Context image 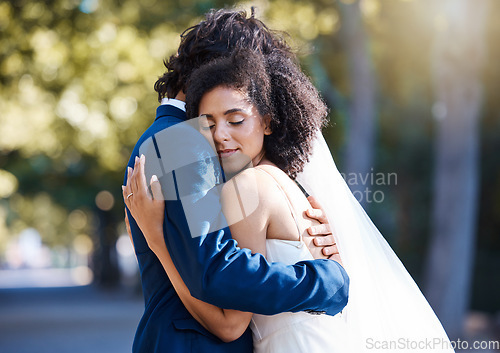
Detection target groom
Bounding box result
[124,9,349,353]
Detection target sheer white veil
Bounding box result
[296,132,455,352]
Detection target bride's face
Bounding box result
[198,86,271,175]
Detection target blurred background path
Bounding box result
[0,282,497,352]
[0,285,143,353]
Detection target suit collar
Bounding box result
[155,104,187,121]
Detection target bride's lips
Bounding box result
[217,149,238,158]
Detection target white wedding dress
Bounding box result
[250,238,350,353]
[249,166,351,353]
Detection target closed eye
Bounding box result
[229,120,244,125]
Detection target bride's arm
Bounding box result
[123,156,252,343]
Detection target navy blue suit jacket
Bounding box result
[125,105,349,353]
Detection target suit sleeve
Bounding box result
[140,122,349,316]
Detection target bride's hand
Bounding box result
[305,196,343,266]
[122,155,165,252]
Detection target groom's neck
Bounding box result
[175,91,186,102]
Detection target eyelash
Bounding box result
[202,120,244,130]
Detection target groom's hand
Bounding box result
[305,196,343,265]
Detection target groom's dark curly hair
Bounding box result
[185,49,328,179]
[155,8,292,100]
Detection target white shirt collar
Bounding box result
[160,98,186,112]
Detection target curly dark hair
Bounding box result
[154,8,292,101]
[185,50,328,179]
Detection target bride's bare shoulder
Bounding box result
[252,164,295,189]
[221,167,278,200]
[220,166,283,217]
[218,168,276,232]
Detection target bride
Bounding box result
[123,49,455,352]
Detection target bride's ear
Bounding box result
[264,115,272,135]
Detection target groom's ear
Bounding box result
[263,115,272,135]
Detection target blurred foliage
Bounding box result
[0,0,200,252]
[0,0,499,309]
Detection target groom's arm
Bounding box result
[137,123,349,316]
[163,207,349,316]
[163,208,349,316]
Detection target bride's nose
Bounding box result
[213,125,230,143]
